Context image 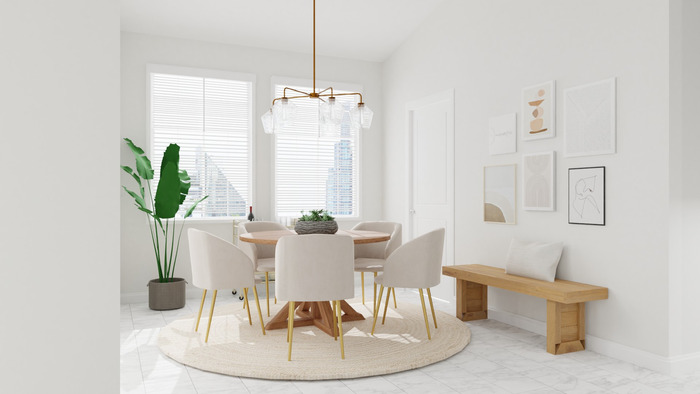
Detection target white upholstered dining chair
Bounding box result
[371,228,445,340]
[275,234,355,361]
[352,222,402,308]
[238,221,288,316]
[188,228,265,342]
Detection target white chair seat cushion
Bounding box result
[374,273,400,288]
[374,273,385,285]
[505,239,564,282]
[354,258,385,272]
[256,258,275,272]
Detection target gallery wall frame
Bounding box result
[484,164,517,224]
[522,80,555,141]
[564,78,616,157]
[489,113,517,155]
[568,166,605,226]
[522,151,555,211]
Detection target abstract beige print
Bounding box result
[522,81,555,141]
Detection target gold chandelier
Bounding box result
[260,0,373,134]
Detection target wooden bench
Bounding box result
[442,264,608,355]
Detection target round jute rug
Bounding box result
[158,298,470,380]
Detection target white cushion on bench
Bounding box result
[505,239,563,282]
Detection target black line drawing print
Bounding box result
[572,175,600,218]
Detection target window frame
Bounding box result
[146,64,256,222]
[269,76,363,221]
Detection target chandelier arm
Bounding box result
[320,92,364,103]
[317,87,333,96]
[272,94,311,105]
[283,87,311,97]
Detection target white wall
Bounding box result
[679,0,700,357]
[382,0,671,358]
[669,0,700,358]
[121,32,383,300]
[0,0,120,392]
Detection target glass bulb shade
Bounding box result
[315,99,339,137]
[272,97,296,128]
[261,109,274,134]
[359,104,373,129]
[327,97,345,123]
[319,98,342,136]
[351,103,374,130]
[320,112,341,137]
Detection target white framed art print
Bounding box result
[564,78,616,157]
[488,113,517,155]
[522,151,555,211]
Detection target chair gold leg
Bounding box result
[265,272,271,317]
[337,300,345,359]
[371,285,385,335]
[361,273,365,304]
[373,272,378,311]
[332,300,338,340]
[426,288,438,329]
[381,287,391,324]
[195,289,207,332]
[287,301,295,361]
[275,296,277,304]
[392,287,397,308]
[287,300,293,345]
[418,288,431,340]
[244,288,252,325]
[252,287,265,335]
[373,284,383,317]
[205,290,218,343]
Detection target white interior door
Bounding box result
[406,90,455,303]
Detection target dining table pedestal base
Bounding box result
[265,301,365,337]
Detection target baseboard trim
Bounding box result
[121,284,223,305]
[487,308,700,376]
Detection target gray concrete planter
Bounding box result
[148,278,186,310]
[294,220,338,234]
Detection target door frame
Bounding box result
[405,89,455,299]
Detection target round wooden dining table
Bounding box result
[238,229,390,337]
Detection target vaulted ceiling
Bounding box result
[121,0,448,62]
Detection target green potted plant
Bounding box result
[294,209,338,234]
[121,138,208,310]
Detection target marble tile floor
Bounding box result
[121,288,700,394]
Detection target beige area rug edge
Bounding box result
[158,298,471,381]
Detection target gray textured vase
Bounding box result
[148,278,186,310]
[294,220,339,234]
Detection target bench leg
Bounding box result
[456,279,488,321]
[547,300,586,355]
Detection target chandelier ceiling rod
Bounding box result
[313,0,316,94]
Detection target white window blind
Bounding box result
[150,67,253,218]
[274,83,360,218]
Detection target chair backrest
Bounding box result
[188,228,255,290]
[238,221,288,261]
[384,228,445,288]
[275,235,354,302]
[352,221,402,259]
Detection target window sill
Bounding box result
[150,217,246,225]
